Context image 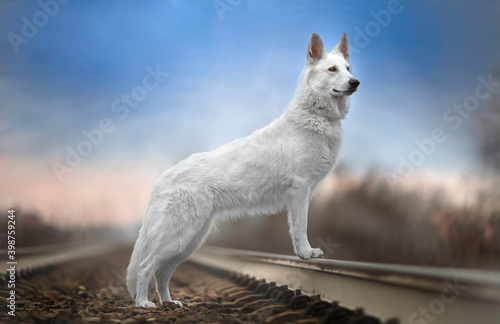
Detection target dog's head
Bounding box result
[306,33,359,97]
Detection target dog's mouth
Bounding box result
[333,89,357,95]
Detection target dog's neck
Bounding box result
[283,83,349,135]
[297,88,350,119]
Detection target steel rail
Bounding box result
[0,241,89,257]
[189,246,500,324]
[1,241,125,279]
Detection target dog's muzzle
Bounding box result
[349,78,360,90]
[333,78,360,95]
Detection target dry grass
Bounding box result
[207,171,500,269]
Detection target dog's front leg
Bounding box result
[284,178,324,260]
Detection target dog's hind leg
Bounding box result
[135,252,165,308]
[134,241,188,307]
[154,259,181,306]
[154,218,213,307]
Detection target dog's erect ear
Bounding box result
[332,33,350,62]
[307,33,327,63]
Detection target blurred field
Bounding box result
[207,170,500,269]
[0,209,127,254]
[2,170,499,269]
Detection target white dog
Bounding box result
[127,33,359,307]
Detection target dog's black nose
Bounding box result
[349,78,360,88]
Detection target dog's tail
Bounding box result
[126,230,147,300]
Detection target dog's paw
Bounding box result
[172,300,183,307]
[136,300,156,308]
[160,300,183,308]
[297,248,324,260]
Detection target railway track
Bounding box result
[1,243,499,323]
[0,241,124,278]
[190,247,500,324]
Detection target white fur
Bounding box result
[126,33,359,308]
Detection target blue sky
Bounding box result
[1,0,500,179]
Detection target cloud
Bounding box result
[2,0,500,227]
[0,158,159,226]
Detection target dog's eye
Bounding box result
[347,66,351,72]
[328,66,337,72]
